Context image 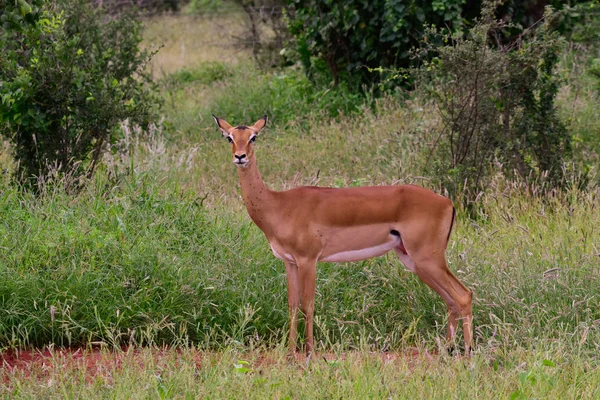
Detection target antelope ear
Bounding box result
[251,115,268,134]
[212,115,233,137]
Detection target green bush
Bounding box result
[416,3,572,204]
[286,0,466,89]
[0,0,160,187]
[285,0,596,91]
[0,0,45,28]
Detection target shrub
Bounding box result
[0,0,160,187]
[0,0,45,28]
[286,0,466,89]
[285,0,595,91]
[561,1,600,44]
[416,2,571,205]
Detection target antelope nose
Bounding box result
[234,153,246,161]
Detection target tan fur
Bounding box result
[213,115,473,356]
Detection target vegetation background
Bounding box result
[1,0,600,397]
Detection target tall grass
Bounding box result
[1,156,599,355]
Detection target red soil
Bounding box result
[1,346,433,381]
[2,347,127,380]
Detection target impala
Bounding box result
[213,115,473,356]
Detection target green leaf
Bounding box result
[17,0,32,16]
[509,389,523,400]
[542,359,556,367]
[234,360,250,373]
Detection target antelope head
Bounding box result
[212,115,268,168]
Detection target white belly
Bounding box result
[270,243,294,262]
[320,237,400,263]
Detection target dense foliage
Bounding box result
[417,5,572,203]
[287,0,466,88]
[285,0,596,89]
[0,0,45,28]
[0,0,159,186]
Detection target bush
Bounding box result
[0,0,45,28]
[562,1,600,44]
[416,2,571,204]
[285,0,595,91]
[0,0,160,187]
[286,0,466,89]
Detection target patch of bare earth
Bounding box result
[1,346,433,381]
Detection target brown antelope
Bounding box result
[213,115,473,356]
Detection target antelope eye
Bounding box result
[227,136,233,143]
[249,136,257,143]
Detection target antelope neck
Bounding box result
[237,158,274,228]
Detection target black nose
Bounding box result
[235,154,246,160]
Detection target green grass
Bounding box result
[160,61,365,139]
[2,346,600,398]
[558,44,600,164]
[1,166,599,354]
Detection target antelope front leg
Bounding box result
[298,259,317,356]
[285,261,300,355]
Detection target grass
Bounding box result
[1,10,600,398]
[1,170,598,353]
[2,346,600,398]
[142,12,250,78]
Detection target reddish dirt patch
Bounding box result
[1,346,436,382]
[1,347,125,381]
[1,346,210,383]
